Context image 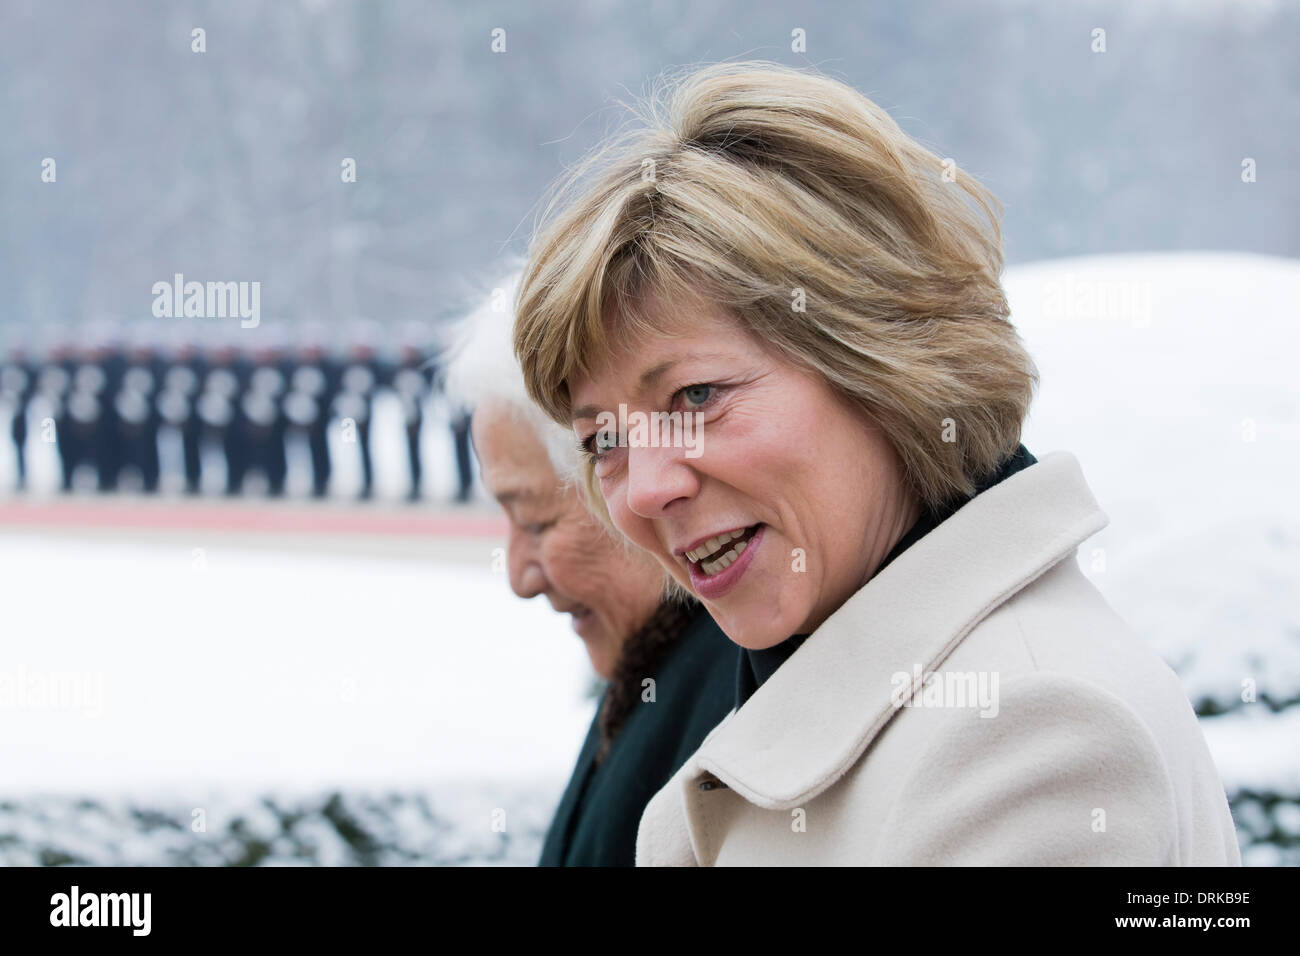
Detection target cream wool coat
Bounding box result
[635,452,1242,866]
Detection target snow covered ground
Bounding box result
[1008,253,1300,717]
[1007,252,1300,865]
[0,532,590,865]
[1,534,592,793]
[1,251,1297,865]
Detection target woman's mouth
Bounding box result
[684,524,764,599]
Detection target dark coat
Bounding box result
[538,604,736,866]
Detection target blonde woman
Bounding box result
[511,62,1241,865]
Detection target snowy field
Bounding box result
[0,533,592,865]
[1007,252,1300,865]
[1,251,1297,865]
[1008,259,1299,715]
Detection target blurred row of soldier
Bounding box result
[0,321,475,502]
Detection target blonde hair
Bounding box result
[513,60,1038,516]
[443,263,680,601]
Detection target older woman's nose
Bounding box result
[625,444,699,518]
[506,528,548,599]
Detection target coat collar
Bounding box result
[690,450,1109,809]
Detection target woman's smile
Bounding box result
[682,522,765,599]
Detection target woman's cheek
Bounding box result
[608,494,660,563]
[592,442,628,479]
[600,475,633,535]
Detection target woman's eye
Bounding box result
[582,430,621,459]
[680,384,715,408]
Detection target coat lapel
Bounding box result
[687,451,1108,810]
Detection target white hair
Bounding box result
[442,264,579,481]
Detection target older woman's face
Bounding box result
[569,299,920,650]
[472,401,664,680]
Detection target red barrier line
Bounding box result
[0,501,507,538]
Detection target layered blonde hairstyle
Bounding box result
[513,60,1037,517]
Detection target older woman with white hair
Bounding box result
[512,62,1241,865]
[445,271,736,867]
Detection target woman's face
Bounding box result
[569,297,920,650]
[473,401,664,680]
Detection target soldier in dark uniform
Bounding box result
[58,338,118,492]
[61,369,103,491]
[109,332,164,492]
[334,327,381,500]
[33,341,75,490]
[196,342,247,496]
[427,327,474,504]
[449,396,474,504]
[91,327,128,492]
[283,325,339,498]
[392,352,432,502]
[390,324,434,502]
[239,342,290,497]
[155,338,206,494]
[0,342,36,491]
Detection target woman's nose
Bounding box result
[624,443,699,518]
[506,530,547,598]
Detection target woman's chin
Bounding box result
[576,619,619,679]
[732,631,795,651]
[707,607,796,651]
[584,644,618,683]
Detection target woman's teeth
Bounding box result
[687,527,755,576]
